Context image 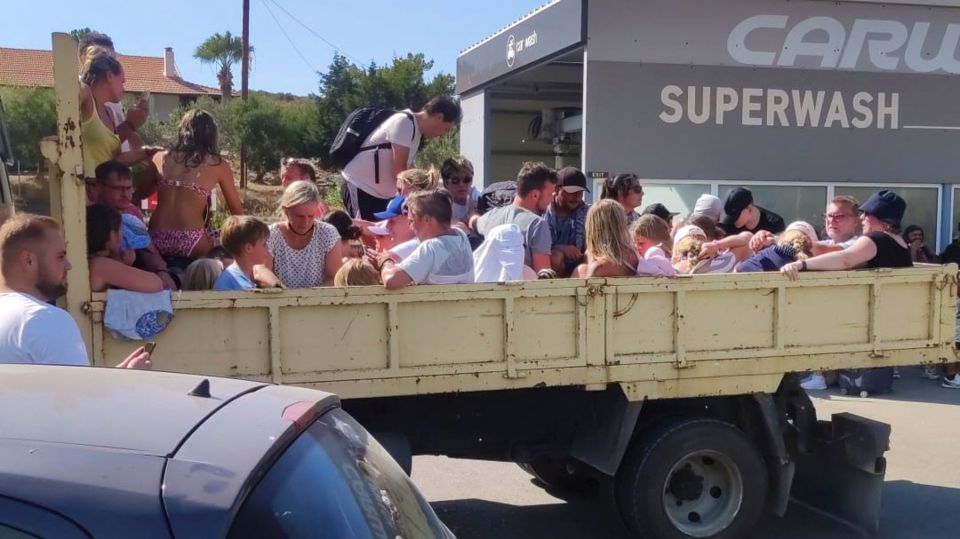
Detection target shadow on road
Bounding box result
[431,480,960,539]
[808,367,960,406]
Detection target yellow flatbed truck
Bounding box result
[34,32,958,539]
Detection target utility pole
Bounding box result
[240,0,250,188]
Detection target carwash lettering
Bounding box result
[728,14,960,74]
[659,86,899,129]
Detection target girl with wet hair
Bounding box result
[148,109,244,259]
[576,199,640,278]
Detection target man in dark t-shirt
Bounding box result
[720,187,786,236]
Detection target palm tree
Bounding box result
[194,31,251,100]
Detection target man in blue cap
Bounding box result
[721,187,785,237]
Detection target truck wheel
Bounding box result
[615,418,767,539]
[518,456,589,491]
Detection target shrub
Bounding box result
[0,87,57,170]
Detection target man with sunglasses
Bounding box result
[440,156,479,227]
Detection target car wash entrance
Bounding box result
[457,0,960,250]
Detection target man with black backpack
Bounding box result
[333,97,461,220]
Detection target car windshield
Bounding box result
[227,408,449,539]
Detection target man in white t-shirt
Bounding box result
[341,96,461,220]
[0,215,150,368]
[380,191,474,288]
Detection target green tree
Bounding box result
[194,31,251,100]
[0,87,57,170]
[313,53,456,166]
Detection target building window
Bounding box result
[834,186,940,246]
[638,183,712,217]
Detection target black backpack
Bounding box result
[477,181,517,214]
[328,108,414,173]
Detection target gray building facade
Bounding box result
[457,0,960,249]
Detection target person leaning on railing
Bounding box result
[79,47,160,188]
[781,190,912,280]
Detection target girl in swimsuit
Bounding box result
[576,199,640,278]
[149,110,244,259]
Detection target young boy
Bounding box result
[214,216,277,290]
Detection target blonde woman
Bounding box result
[334,258,383,286]
[79,47,159,179]
[736,222,817,273]
[268,181,343,287]
[396,168,439,196]
[575,199,639,278]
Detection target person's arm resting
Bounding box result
[804,235,877,271]
[381,259,414,289]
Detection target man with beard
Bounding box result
[0,215,150,367]
[473,162,559,272]
[545,167,590,276]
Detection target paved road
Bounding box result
[412,368,960,539]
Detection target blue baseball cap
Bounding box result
[373,195,407,220]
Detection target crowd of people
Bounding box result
[0,32,957,386]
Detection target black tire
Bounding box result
[615,418,768,539]
[518,456,590,491]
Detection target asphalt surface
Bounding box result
[412,368,960,539]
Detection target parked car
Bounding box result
[0,365,453,539]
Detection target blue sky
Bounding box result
[6,0,547,95]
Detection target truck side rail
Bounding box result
[85,266,957,401]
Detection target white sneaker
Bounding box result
[942,374,960,389]
[801,372,828,390]
[921,366,941,380]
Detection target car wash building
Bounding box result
[457,0,960,250]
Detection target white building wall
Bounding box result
[459,91,490,188]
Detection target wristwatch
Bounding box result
[800,260,808,271]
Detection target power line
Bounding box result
[268,0,365,65]
[259,0,320,74]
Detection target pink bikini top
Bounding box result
[157,177,212,199]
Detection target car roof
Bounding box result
[0,364,266,456]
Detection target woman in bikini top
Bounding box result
[148,110,244,259]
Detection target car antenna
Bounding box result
[188,379,211,398]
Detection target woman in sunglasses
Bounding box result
[440,156,480,227]
[601,173,644,226]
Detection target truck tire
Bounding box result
[615,418,768,539]
[518,456,589,491]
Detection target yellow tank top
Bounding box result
[81,106,121,178]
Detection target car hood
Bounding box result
[0,365,265,455]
